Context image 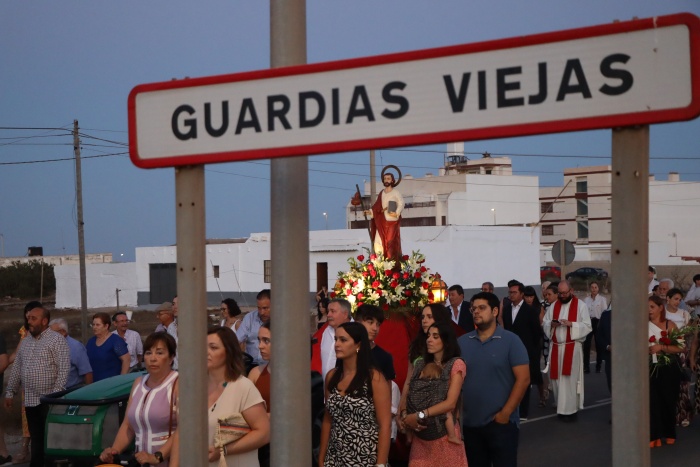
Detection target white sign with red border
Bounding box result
[128,13,700,168]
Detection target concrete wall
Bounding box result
[55,262,137,308]
[55,226,541,308]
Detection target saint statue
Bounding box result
[365,165,404,262]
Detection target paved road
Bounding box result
[520,369,699,467]
[8,369,698,466]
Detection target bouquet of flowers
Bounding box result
[330,250,436,314]
[649,324,698,376]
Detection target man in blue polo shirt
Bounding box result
[458,292,530,467]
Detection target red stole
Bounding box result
[550,296,579,380]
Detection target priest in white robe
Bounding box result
[543,280,592,418]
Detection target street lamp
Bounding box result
[323,212,328,230]
[491,208,496,225]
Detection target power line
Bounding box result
[0,151,128,165]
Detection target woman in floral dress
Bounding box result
[319,322,391,466]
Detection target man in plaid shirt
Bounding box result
[4,302,69,467]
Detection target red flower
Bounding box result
[403,273,410,279]
[339,279,346,286]
[405,290,413,297]
[418,258,425,264]
[330,292,336,298]
[400,299,407,306]
[420,266,427,273]
[660,331,668,337]
[402,255,409,261]
[660,337,671,345]
[357,302,364,307]
[370,254,377,260]
[390,280,398,288]
[393,272,400,280]
[385,270,393,277]
[377,290,383,296]
[352,281,358,287]
[649,335,656,343]
[357,292,364,300]
[382,303,390,311]
[357,255,365,262]
[414,272,422,279]
[368,263,375,270]
[372,280,380,289]
[422,282,430,289]
[362,271,369,277]
[370,270,377,278]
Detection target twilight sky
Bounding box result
[1,1,699,261]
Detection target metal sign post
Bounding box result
[610,126,650,467]
[174,165,208,466]
[270,1,311,466]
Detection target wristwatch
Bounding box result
[417,410,427,421]
[154,451,164,463]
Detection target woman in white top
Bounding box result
[220,298,243,332]
[665,288,693,427]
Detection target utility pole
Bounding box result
[74,120,89,343]
[270,1,311,466]
[370,149,377,205]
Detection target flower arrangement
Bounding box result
[649,324,698,376]
[330,250,436,314]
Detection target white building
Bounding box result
[347,148,540,229]
[539,166,700,265]
[55,225,541,308]
[0,252,112,268]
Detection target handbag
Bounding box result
[406,358,461,441]
[214,413,251,467]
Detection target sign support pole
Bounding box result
[175,165,208,466]
[610,126,650,467]
[270,1,311,466]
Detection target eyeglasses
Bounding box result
[558,291,571,296]
[470,304,491,314]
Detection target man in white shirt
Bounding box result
[684,274,700,316]
[112,311,143,370]
[320,299,352,381]
[583,282,608,374]
[648,266,659,294]
[447,284,474,332]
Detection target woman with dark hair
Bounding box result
[220,298,243,332]
[648,295,684,447]
[100,332,179,466]
[205,326,269,466]
[316,298,329,330]
[86,312,130,381]
[524,286,548,407]
[319,322,391,466]
[397,303,452,432]
[403,321,467,466]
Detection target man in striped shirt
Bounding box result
[4,302,70,467]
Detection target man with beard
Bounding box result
[4,302,70,467]
[365,170,404,262]
[542,281,591,422]
[458,292,530,466]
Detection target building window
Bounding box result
[577,220,589,239]
[576,178,588,193]
[541,225,554,236]
[540,202,554,214]
[213,265,220,278]
[576,199,588,216]
[264,260,272,283]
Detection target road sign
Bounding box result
[128,13,700,168]
[552,239,575,266]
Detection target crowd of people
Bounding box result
[1,269,699,466]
